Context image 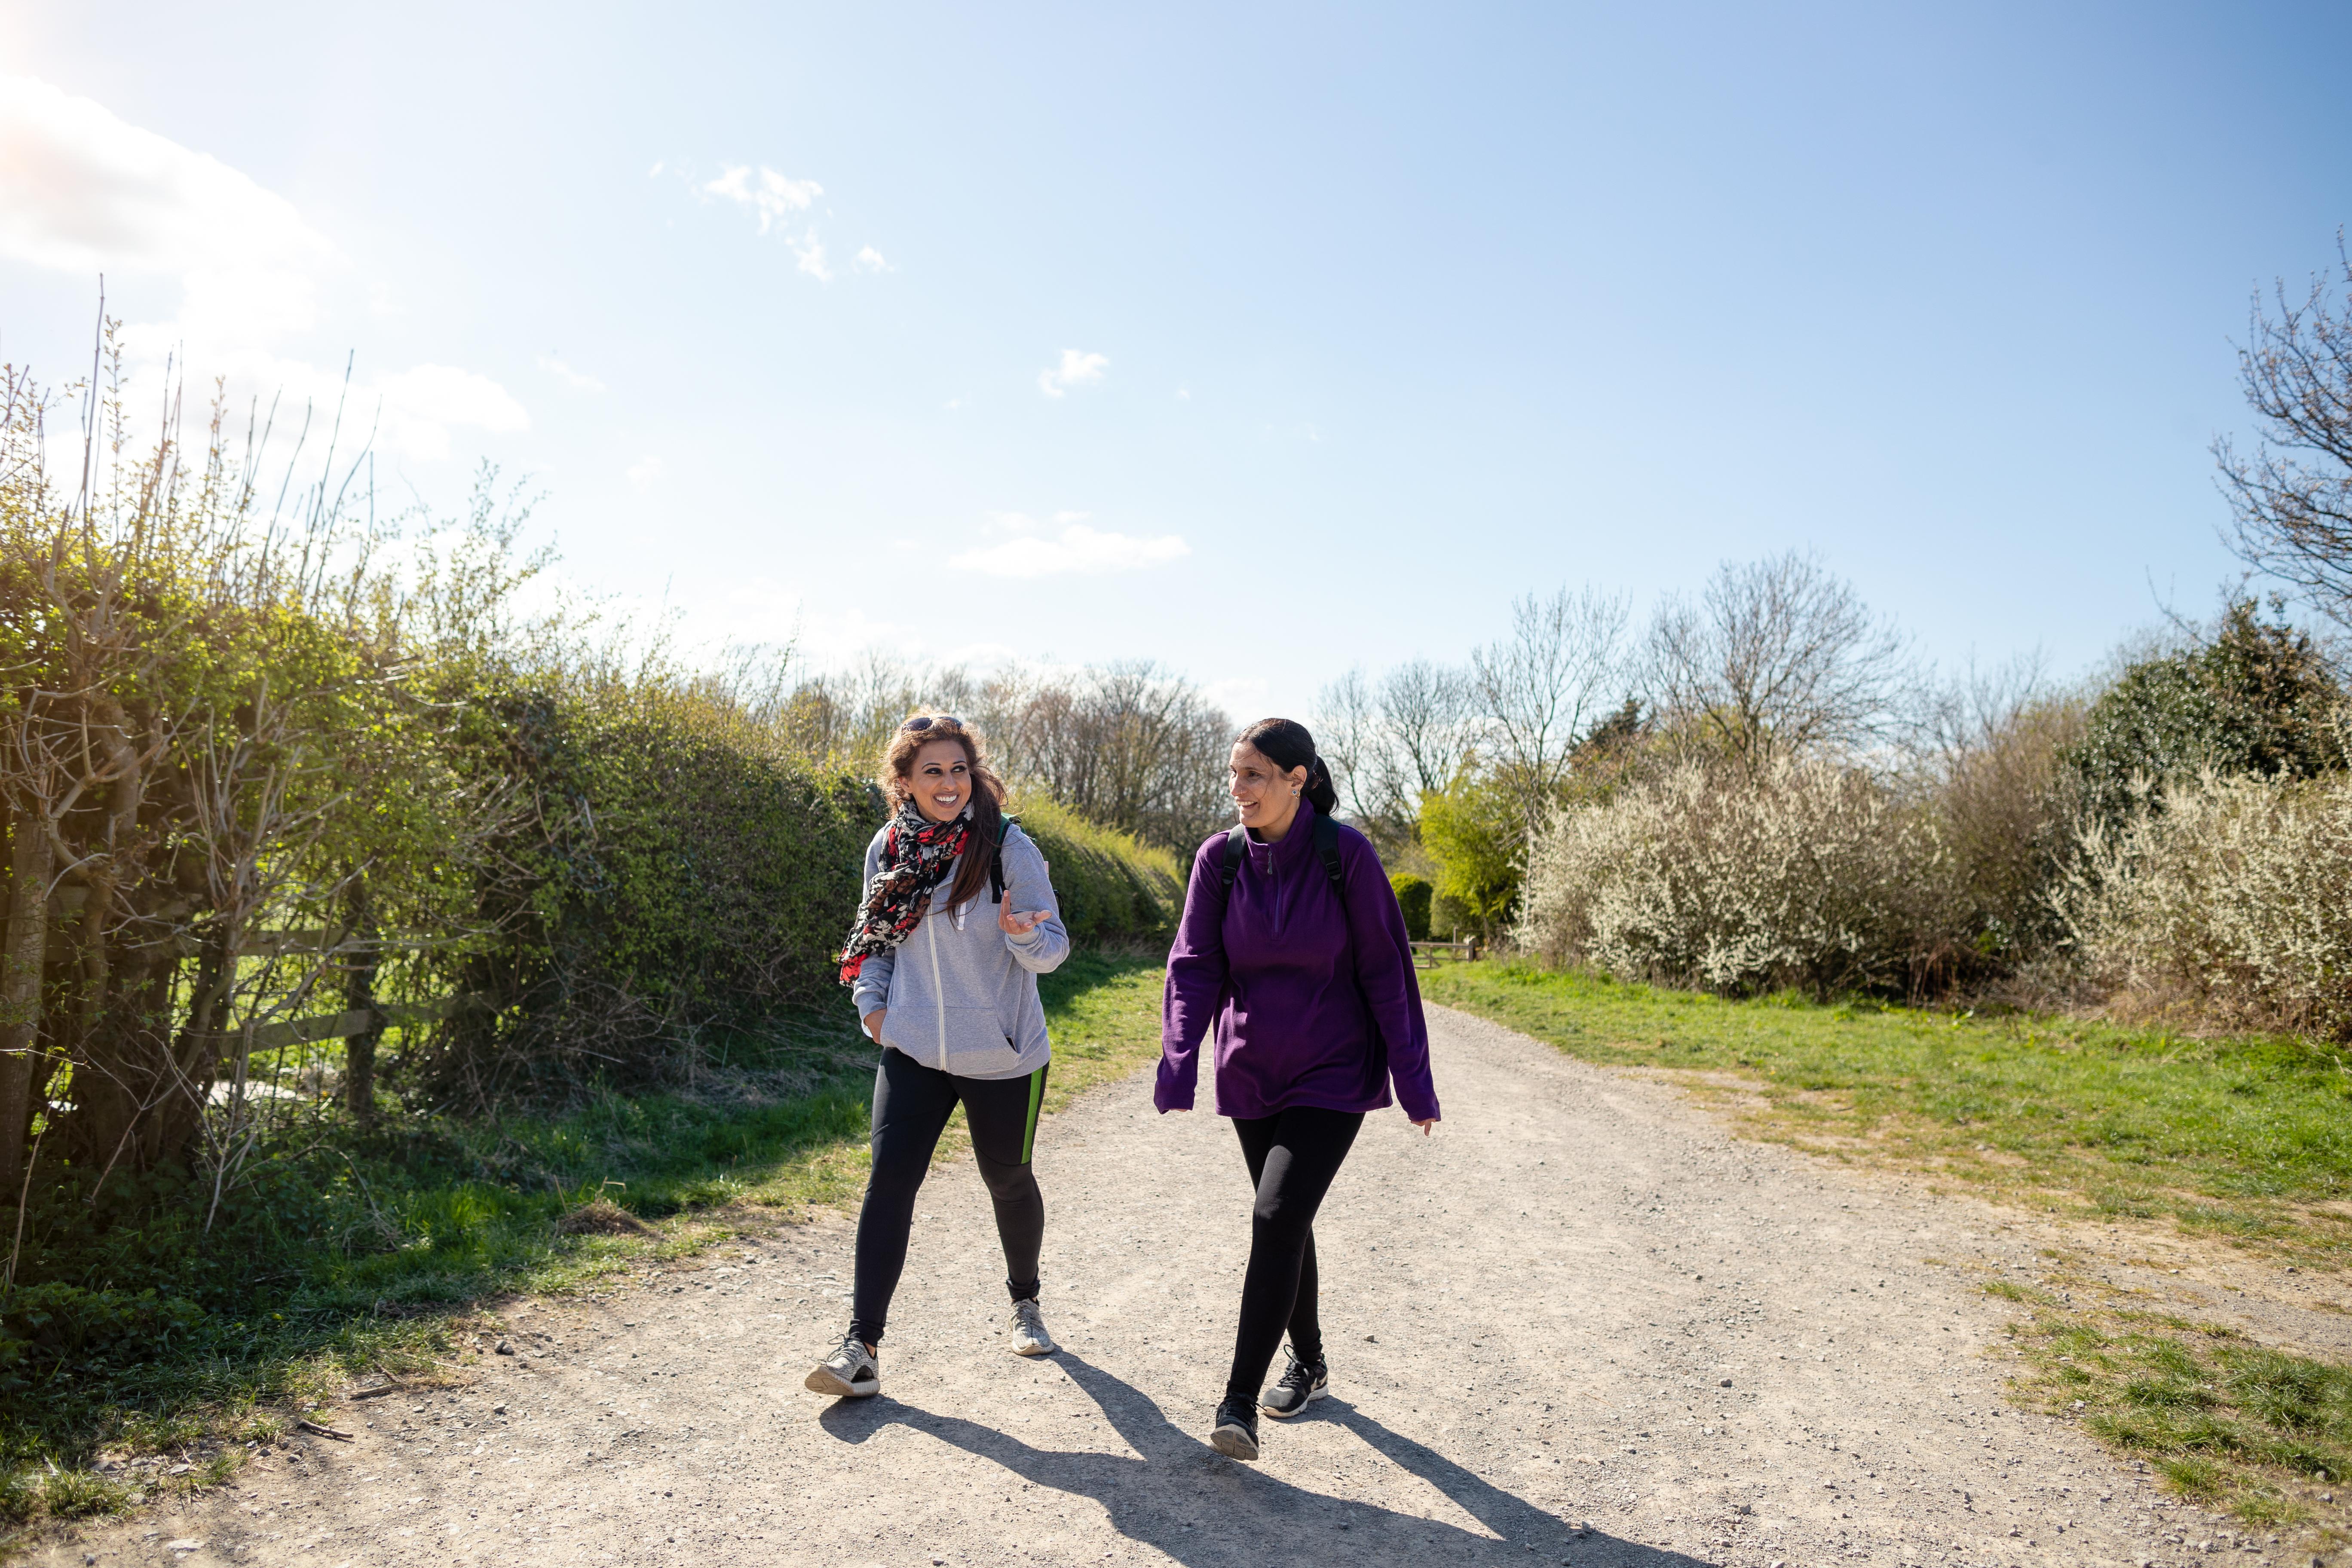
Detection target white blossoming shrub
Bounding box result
[1514,756,1956,996]
[2061,771,2352,1038]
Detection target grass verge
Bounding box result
[2,951,1166,1545]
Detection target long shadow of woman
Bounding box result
[818,1353,1709,1567]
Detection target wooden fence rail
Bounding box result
[1409,937,1482,968]
[240,994,490,1056]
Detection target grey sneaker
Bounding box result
[1007,1297,1056,1356]
[1260,1351,1329,1418]
[804,1331,879,1397]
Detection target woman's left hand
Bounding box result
[1412,1118,1438,1137]
[1000,905,1048,937]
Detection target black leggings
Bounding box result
[1225,1105,1365,1401]
[851,1047,1049,1348]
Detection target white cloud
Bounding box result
[537,352,605,392]
[952,520,1188,578]
[626,454,664,486]
[793,236,834,282]
[0,74,335,346]
[1176,385,1191,401]
[855,245,891,273]
[701,165,823,233]
[0,74,526,459]
[372,365,530,459]
[1038,349,1109,398]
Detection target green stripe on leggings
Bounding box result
[1020,1065,1047,1164]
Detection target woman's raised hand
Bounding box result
[999,904,1048,937]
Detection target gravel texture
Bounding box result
[41,1004,2306,1566]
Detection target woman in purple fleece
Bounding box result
[1157,717,1441,1461]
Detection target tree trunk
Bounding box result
[343,877,381,1125]
[0,805,53,1197]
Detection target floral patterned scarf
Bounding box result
[837,801,971,985]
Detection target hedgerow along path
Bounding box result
[35,1003,2284,1567]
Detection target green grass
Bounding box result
[0,951,1167,1542]
[2002,1289,2352,1530]
[1422,959,2352,1262]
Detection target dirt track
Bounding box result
[48,1005,2288,1566]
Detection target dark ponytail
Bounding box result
[1239,717,1340,818]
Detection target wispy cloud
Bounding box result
[702,165,822,233]
[537,352,605,392]
[953,513,1188,577]
[1038,349,1109,398]
[0,74,526,459]
[626,454,664,486]
[696,162,892,286]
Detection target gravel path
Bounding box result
[50,1005,2278,1567]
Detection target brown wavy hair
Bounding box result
[879,712,1008,910]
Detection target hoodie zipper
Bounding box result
[926,908,949,1070]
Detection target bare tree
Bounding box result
[1316,658,1479,848]
[1470,586,1630,837]
[1381,659,1477,806]
[1646,551,1914,767]
[2217,234,2352,627]
[1311,667,1378,821]
[775,652,984,772]
[986,661,1232,850]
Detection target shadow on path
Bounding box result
[819,1354,1709,1567]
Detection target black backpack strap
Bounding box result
[990,815,1017,903]
[1312,812,1345,895]
[1218,818,1342,900]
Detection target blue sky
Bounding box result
[4,2,2348,723]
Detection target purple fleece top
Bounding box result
[1156,800,1441,1122]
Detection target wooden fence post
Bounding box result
[342,878,384,1125]
[0,804,52,1197]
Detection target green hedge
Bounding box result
[413,680,880,1098]
[1011,796,1184,945]
[1390,873,1433,941]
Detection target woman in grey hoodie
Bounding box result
[804,713,1070,1400]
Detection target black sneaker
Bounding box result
[1209,1396,1260,1461]
[1260,1352,1329,1418]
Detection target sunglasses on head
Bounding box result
[900,715,964,733]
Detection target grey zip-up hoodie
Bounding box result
[848,818,1069,1080]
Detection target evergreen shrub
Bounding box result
[2067,600,2342,831]
[1390,873,1433,941]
